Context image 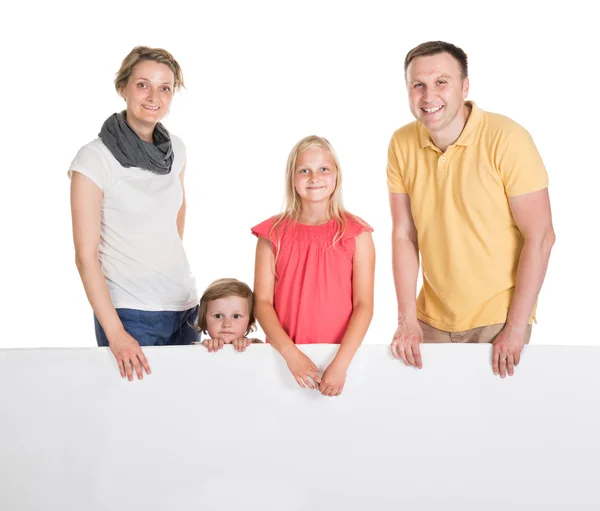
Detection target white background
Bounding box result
[1,0,598,348]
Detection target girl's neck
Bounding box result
[298,202,332,226]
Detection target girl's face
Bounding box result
[293,147,337,206]
[205,296,250,342]
[119,60,174,132]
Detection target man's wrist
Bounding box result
[504,320,527,336]
[397,310,418,325]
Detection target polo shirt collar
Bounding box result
[418,101,483,149]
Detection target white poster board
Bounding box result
[1,343,598,510]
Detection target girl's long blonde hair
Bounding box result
[270,135,348,249]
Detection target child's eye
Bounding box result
[299,168,309,173]
[320,167,329,172]
[233,314,243,319]
[214,314,223,319]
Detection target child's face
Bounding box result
[293,147,337,205]
[205,296,251,342]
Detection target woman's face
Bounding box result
[120,59,174,131]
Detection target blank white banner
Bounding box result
[0,343,598,511]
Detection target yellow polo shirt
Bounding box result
[387,102,549,331]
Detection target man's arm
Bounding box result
[492,187,556,377]
[389,192,423,368]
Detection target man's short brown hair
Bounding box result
[404,41,468,79]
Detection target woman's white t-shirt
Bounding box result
[69,134,198,311]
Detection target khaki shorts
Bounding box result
[419,321,532,344]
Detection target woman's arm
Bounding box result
[253,238,321,389]
[319,231,375,396]
[70,172,150,380]
[176,163,186,240]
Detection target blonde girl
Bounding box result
[252,136,375,396]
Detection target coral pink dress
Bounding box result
[251,215,373,344]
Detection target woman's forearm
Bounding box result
[75,255,123,337]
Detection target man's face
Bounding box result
[406,52,469,135]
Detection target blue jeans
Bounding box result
[94,306,199,347]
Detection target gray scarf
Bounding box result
[99,111,174,175]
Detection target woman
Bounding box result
[69,46,198,381]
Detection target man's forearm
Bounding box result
[507,233,555,331]
[392,237,420,321]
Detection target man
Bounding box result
[387,41,555,378]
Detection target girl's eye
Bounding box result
[233,314,242,319]
[320,167,329,172]
[214,314,223,319]
[299,169,309,173]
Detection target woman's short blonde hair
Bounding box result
[195,278,256,336]
[114,46,184,93]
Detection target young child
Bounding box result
[252,135,375,397]
[195,278,262,352]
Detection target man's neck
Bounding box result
[430,103,472,152]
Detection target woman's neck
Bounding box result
[125,113,155,143]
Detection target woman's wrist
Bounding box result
[104,322,126,340]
